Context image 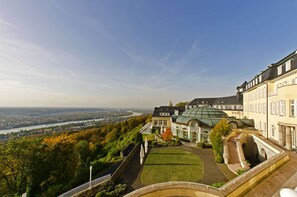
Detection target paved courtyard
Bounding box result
[244,151,297,197]
[120,144,229,192]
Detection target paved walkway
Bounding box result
[244,151,297,197]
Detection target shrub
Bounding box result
[215,155,224,163]
[151,141,158,148]
[237,169,245,175]
[210,119,231,159]
[197,142,204,148]
[162,128,173,141]
[96,191,107,197]
[211,182,225,188]
[179,137,190,142]
[204,143,212,148]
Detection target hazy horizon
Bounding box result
[0,1,297,108]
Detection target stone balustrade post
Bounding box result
[285,127,292,150]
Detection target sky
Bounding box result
[0,0,296,108]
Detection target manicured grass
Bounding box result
[141,148,204,185]
[142,134,155,141]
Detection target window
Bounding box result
[290,100,296,117]
[263,87,266,98]
[280,100,285,116]
[259,75,262,82]
[263,103,266,114]
[292,127,297,149]
[259,103,262,113]
[271,125,275,137]
[285,60,291,71]
[278,66,282,75]
[271,102,275,115]
[276,101,279,115]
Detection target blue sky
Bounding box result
[0,1,296,108]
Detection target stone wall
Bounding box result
[111,143,140,182]
[125,182,223,197]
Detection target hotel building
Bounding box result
[243,50,297,150]
[186,83,245,119]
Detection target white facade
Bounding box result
[243,51,297,150]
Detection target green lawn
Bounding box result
[142,134,155,141]
[141,148,204,185]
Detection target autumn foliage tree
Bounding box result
[209,118,231,163]
[162,128,173,141]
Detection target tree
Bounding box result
[0,139,32,195]
[42,135,79,191]
[209,119,231,162]
[162,128,173,141]
[0,138,48,196]
[175,101,188,107]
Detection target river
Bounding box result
[0,111,143,135]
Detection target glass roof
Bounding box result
[182,107,228,119]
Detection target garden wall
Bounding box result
[111,142,140,181]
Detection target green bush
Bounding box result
[96,190,107,197]
[179,137,190,142]
[211,182,225,188]
[215,155,224,163]
[151,141,158,147]
[204,143,212,148]
[237,169,245,175]
[210,119,231,159]
[197,142,204,148]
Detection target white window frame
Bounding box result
[278,66,282,75]
[285,60,291,71]
[289,100,297,117]
[280,100,285,116]
[271,125,275,137]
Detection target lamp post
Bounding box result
[89,166,92,189]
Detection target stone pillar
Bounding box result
[198,127,201,142]
[286,127,292,150]
[279,125,285,146]
[188,129,191,140]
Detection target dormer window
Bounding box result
[259,75,262,83]
[285,60,291,71]
[278,66,282,75]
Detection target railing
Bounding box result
[140,122,151,133]
[58,174,111,197]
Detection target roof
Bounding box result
[152,106,185,117]
[175,107,254,127]
[188,95,242,106]
[182,107,228,119]
[213,96,242,105]
[176,107,229,126]
[244,50,297,91]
